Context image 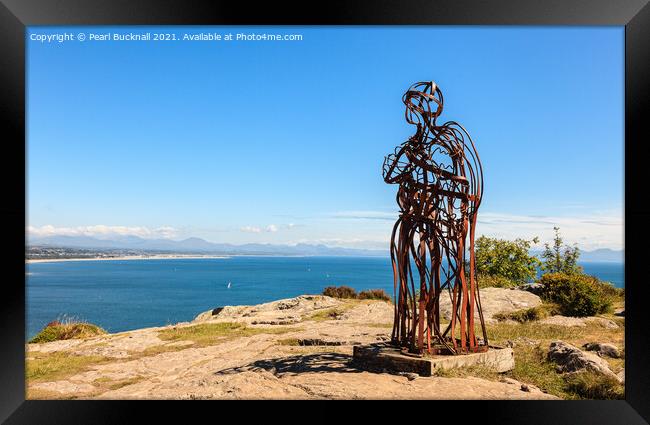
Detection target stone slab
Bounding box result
[352,343,514,376]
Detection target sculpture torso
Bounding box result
[385,123,472,229]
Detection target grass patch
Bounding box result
[30,320,106,344]
[304,298,377,322]
[605,356,625,374]
[157,322,296,347]
[306,307,348,322]
[434,364,501,381]
[508,344,572,398]
[93,375,146,391]
[277,338,301,346]
[365,323,393,328]
[140,342,196,356]
[26,351,111,382]
[484,320,622,346]
[564,371,624,399]
[486,322,582,343]
[493,304,558,323]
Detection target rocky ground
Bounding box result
[26,289,623,400]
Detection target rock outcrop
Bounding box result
[547,341,621,382]
[516,283,545,296]
[582,342,621,359]
[27,294,560,400]
[439,287,542,323]
[540,316,618,329]
[193,295,345,325]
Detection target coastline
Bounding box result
[26,254,230,264]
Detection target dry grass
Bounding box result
[364,323,393,328]
[28,374,148,400]
[277,338,302,346]
[26,387,76,400]
[493,304,558,323]
[138,342,196,356]
[306,307,348,322]
[508,344,573,398]
[485,320,623,348]
[26,322,296,385]
[26,351,112,383]
[93,375,146,391]
[434,364,501,381]
[607,356,625,374]
[304,298,379,322]
[157,322,297,347]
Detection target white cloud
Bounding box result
[290,238,389,250]
[266,224,278,233]
[27,224,179,239]
[312,209,623,251]
[331,210,397,221]
[240,226,262,233]
[241,224,279,233]
[476,212,623,250]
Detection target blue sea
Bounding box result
[25,256,624,340]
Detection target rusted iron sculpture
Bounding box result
[383,81,487,355]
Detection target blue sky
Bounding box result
[27,26,624,250]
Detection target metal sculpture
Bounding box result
[383,81,487,355]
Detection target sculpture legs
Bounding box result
[390,215,488,355]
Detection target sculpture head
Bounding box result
[402,81,444,126]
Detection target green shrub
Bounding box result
[322,286,358,299]
[477,273,518,289]
[539,273,613,317]
[358,289,392,302]
[30,320,106,344]
[590,278,624,300]
[475,236,541,284]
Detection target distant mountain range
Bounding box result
[530,248,624,263]
[27,235,624,262]
[27,235,387,257]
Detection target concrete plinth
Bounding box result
[352,343,514,376]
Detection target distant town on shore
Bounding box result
[26,234,624,262]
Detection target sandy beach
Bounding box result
[26,255,230,264]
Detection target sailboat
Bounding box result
[227,282,232,289]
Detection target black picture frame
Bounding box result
[1,0,648,423]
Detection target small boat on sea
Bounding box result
[227,282,231,289]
